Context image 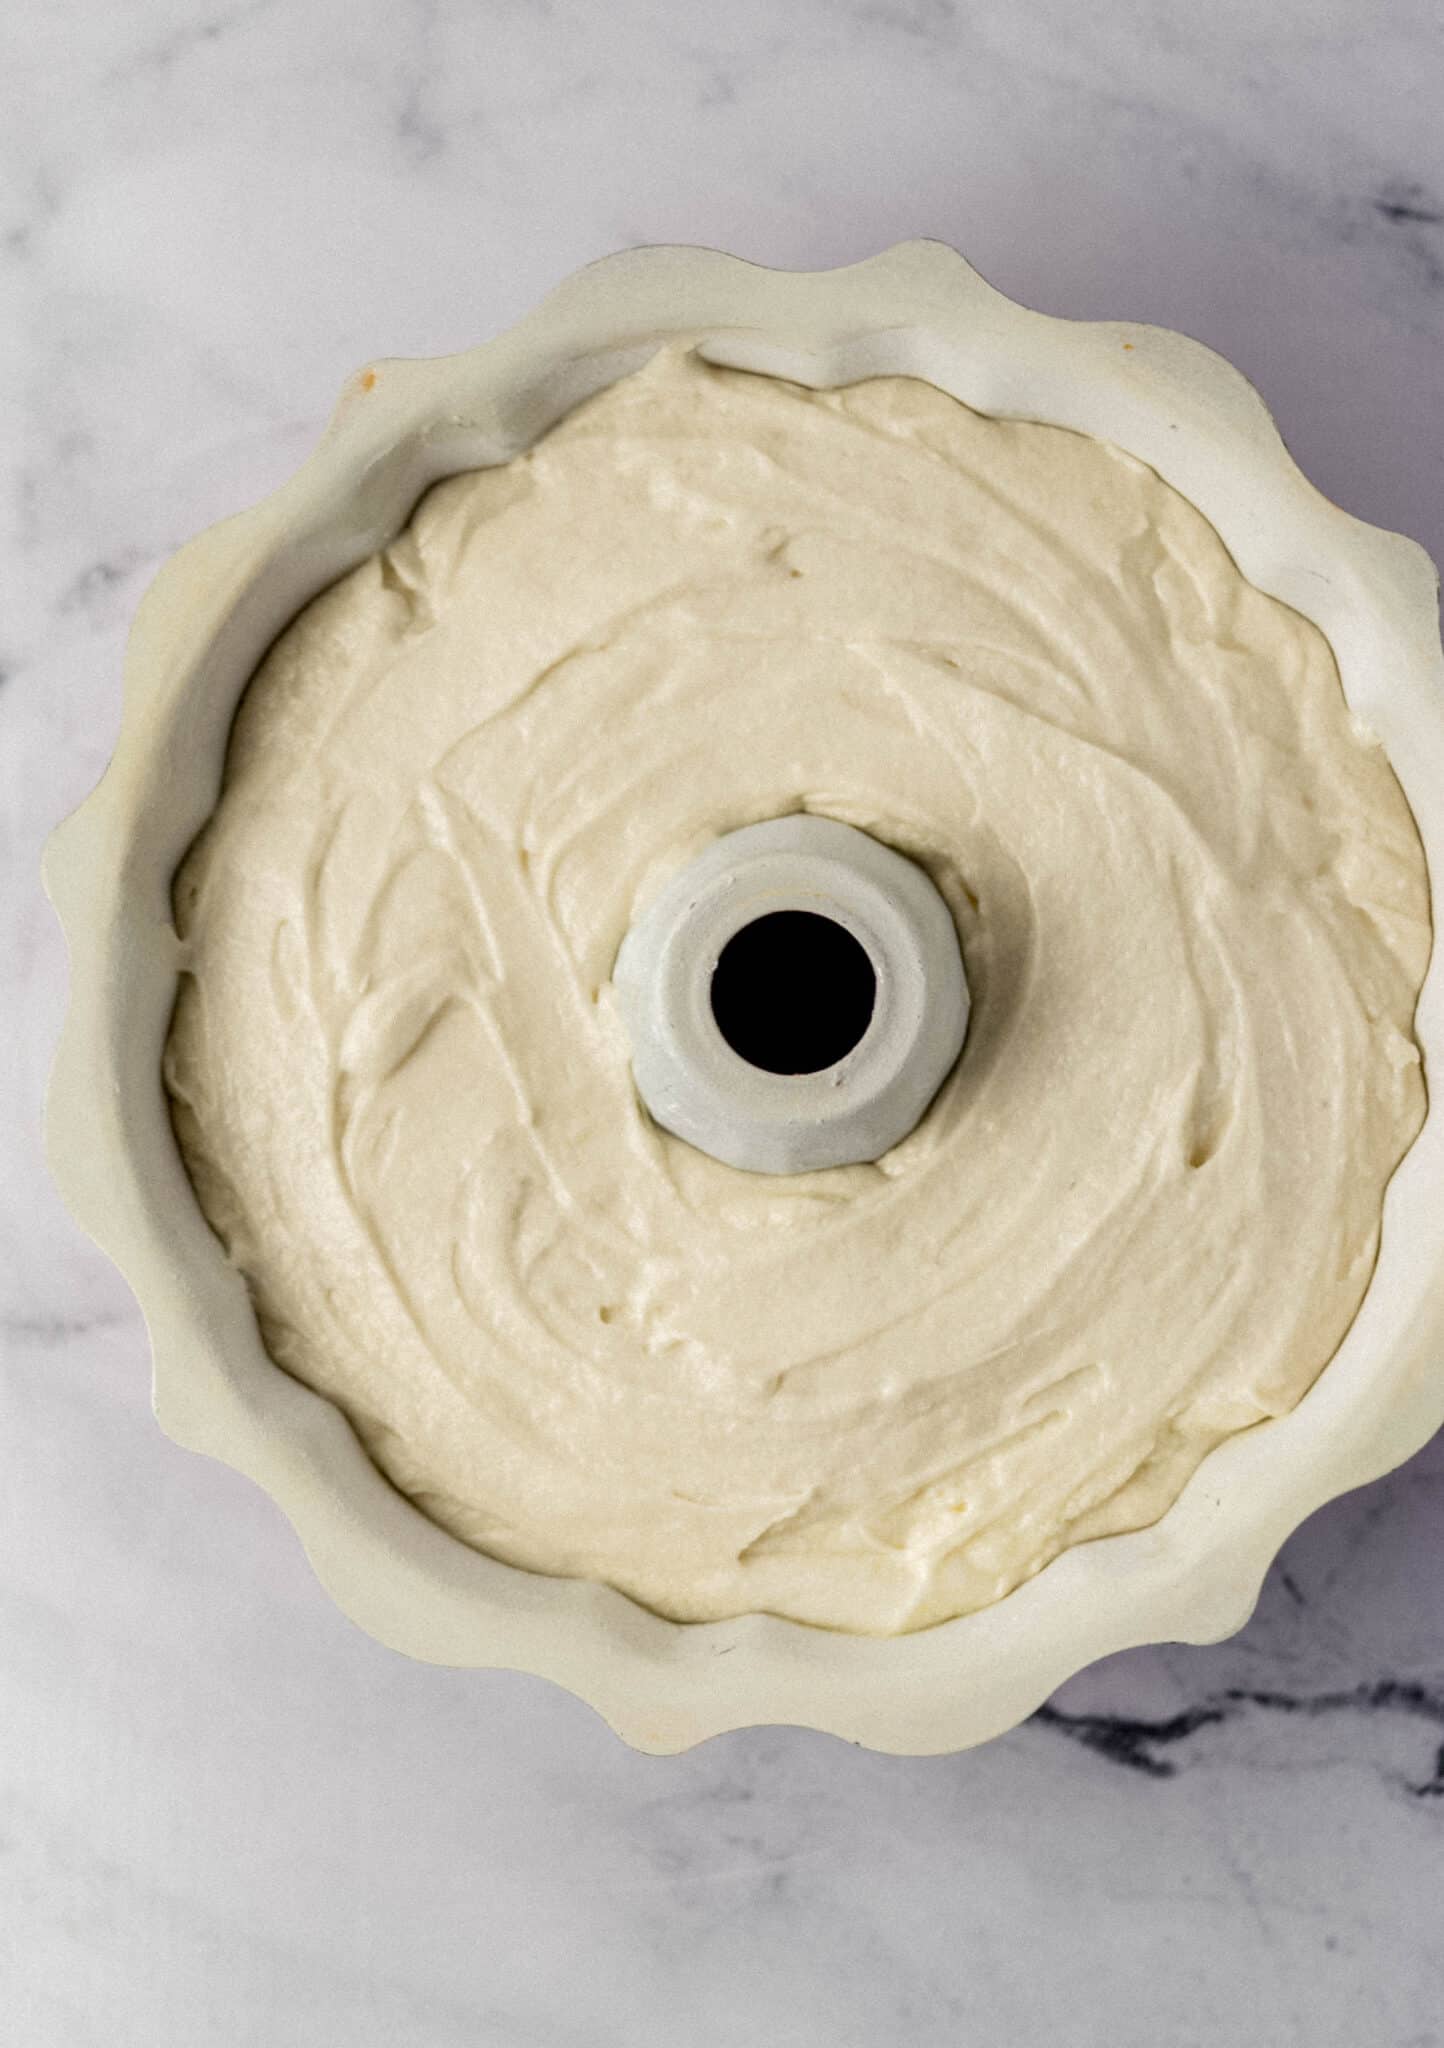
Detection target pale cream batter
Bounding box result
[164,344,1431,1635]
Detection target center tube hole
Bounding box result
[710,910,877,1075]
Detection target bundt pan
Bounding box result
[44,242,1444,1754]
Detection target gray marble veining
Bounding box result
[4,2,1443,2042]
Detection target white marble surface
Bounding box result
[5,2,1444,2042]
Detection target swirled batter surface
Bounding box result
[164,345,1431,1633]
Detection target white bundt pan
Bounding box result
[45,242,1444,1754]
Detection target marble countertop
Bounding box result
[5,2,1444,2042]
